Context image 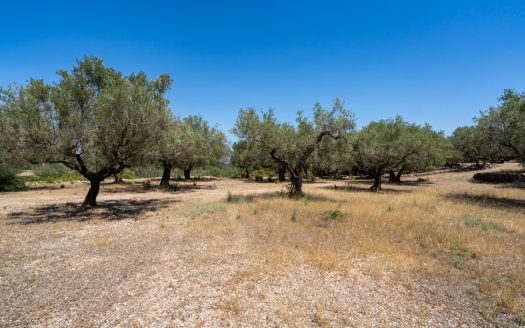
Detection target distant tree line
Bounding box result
[1,57,523,204]
[232,111,451,193]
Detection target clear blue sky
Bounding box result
[1,1,524,137]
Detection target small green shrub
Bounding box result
[326,204,345,220]
[0,165,27,192]
[451,256,464,269]
[55,171,81,182]
[453,242,472,254]
[24,164,82,183]
[121,168,138,180]
[452,242,477,259]
[464,215,507,232]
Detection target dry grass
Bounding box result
[183,165,525,319]
[1,163,524,326]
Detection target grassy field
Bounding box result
[1,163,524,327]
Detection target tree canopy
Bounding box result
[0,57,172,205]
[230,140,269,179]
[476,89,525,164]
[233,98,355,196]
[170,115,228,180]
[450,89,524,166]
[353,116,448,191]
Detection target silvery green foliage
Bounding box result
[233,98,355,195]
[170,115,229,173]
[475,89,525,164]
[353,116,449,189]
[230,140,270,177]
[1,57,172,204]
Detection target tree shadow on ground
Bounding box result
[102,181,217,194]
[388,179,433,186]
[444,192,525,211]
[7,199,174,225]
[470,179,525,190]
[323,184,412,194]
[171,176,219,182]
[493,183,525,190]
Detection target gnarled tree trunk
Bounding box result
[388,169,396,183]
[389,167,404,183]
[160,164,172,186]
[83,179,101,206]
[394,167,404,183]
[369,169,383,192]
[289,174,304,197]
[183,168,191,180]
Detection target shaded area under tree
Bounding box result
[7,199,173,225]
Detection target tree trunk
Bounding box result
[160,164,172,186]
[184,169,191,180]
[244,167,250,179]
[388,169,396,183]
[278,166,286,182]
[394,167,404,183]
[369,171,382,192]
[83,179,101,206]
[289,174,304,197]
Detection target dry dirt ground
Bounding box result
[1,164,524,327]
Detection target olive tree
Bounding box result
[233,99,355,196]
[0,91,13,164]
[173,115,228,180]
[157,115,185,186]
[475,89,525,164]
[353,116,445,191]
[388,124,448,182]
[230,140,268,179]
[1,57,172,205]
[450,126,491,167]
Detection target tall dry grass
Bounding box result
[177,171,525,316]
